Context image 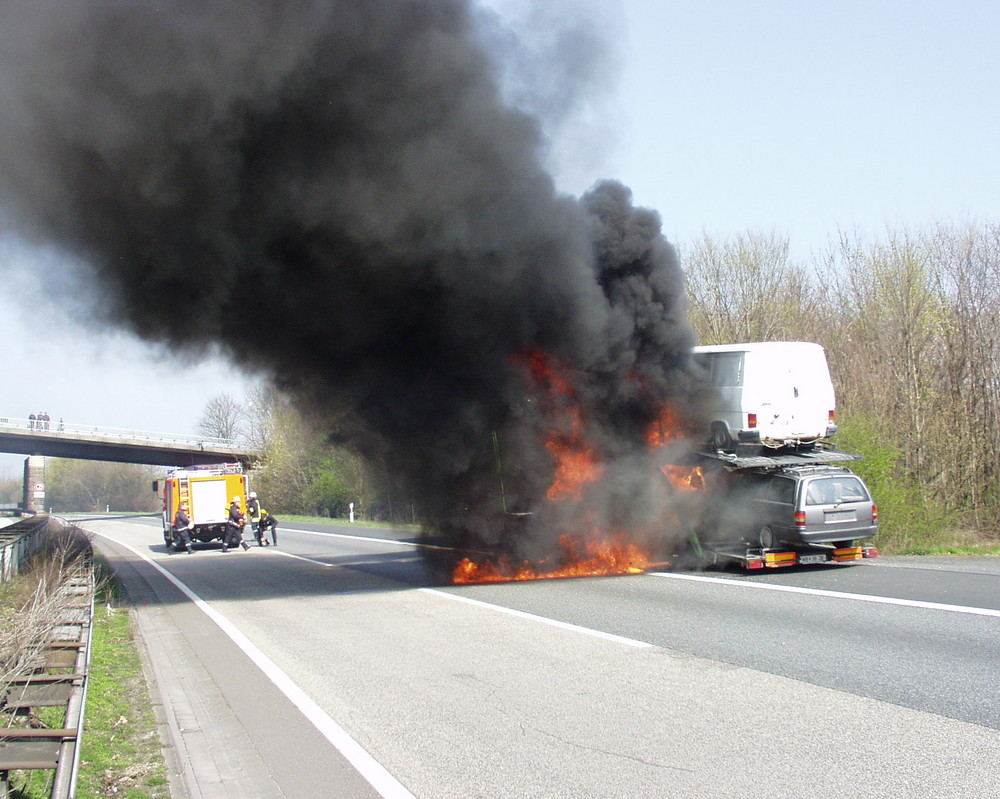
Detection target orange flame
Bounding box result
[646,405,685,447]
[453,533,649,584]
[545,431,602,500]
[452,352,699,585]
[660,464,705,491]
[520,349,604,500]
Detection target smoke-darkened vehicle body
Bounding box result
[677,448,879,569]
[707,464,878,549]
[747,465,876,548]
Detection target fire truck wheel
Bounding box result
[758,525,778,549]
[163,530,172,548]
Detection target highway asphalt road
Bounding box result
[74,515,999,798]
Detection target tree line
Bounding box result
[685,221,1000,551]
[37,221,999,551]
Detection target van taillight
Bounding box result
[748,412,758,429]
[872,504,878,523]
[794,510,806,527]
[828,410,835,423]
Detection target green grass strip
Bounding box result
[73,565,170,799]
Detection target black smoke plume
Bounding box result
[0,1,704,574]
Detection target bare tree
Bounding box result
[197,393,245,442]
[683,230,818,344]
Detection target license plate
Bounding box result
[825,510,856,522]
[798,553,827,564]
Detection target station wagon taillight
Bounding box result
[748,412,758,429]
[794,510,806,527]
[872,504,878,523]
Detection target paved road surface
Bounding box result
[76,516,1000,798]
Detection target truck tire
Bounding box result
[709,423,733,451]
[758,525,778,549]
[163,530,172,548]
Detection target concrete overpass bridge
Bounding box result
[0,416,257,512]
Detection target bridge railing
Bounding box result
[0,416,236,449]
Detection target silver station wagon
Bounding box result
[737,464,878,548]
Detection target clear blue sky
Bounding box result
[603,0,1000,257]
[2,0,997,472]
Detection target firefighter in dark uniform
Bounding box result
[224,496,248,551]
[258,508,278,547]
[172,502,194,554]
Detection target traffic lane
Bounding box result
[206,519,1000,612]
[157,521,1000,728]
[274,524,446,586]
[184,564,1000,799]
[116,516,468,587]
[83,520,1000,731]
[878,555,1000,575]
[79,515,438,596]
[83,521,389,799]
[452,571,1000,730]
[81,519,1000,798]
[273,519,423,545]
[172,548,997,799]
[693,557,1000,612]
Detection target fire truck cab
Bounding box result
[153,463,249,550]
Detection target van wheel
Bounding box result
[758,526,778,549]
[710,423,733,451]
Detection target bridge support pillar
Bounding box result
[22,455,46,513]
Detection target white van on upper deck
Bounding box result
[693,341,838,450]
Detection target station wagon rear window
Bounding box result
[804,476,870,505]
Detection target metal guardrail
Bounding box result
[0,523,95,799]
[0,515,46,586]
[0,416,235,449]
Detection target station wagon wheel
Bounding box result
[758,525,778,549]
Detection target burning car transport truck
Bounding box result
[678,341,879,570]
[682,448,880,570]
[153,464,248,550]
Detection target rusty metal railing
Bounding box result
[0,515,47,586]
[0,525,94,799]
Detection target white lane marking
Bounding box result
[282,527,422,547]
[267,548,336,567]
[281,527,456,552]
[649,571,1000,618]
[87,530,416,799]
[420,588,652,648]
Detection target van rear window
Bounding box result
[804,477,870,505]
[708,352,744,387]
